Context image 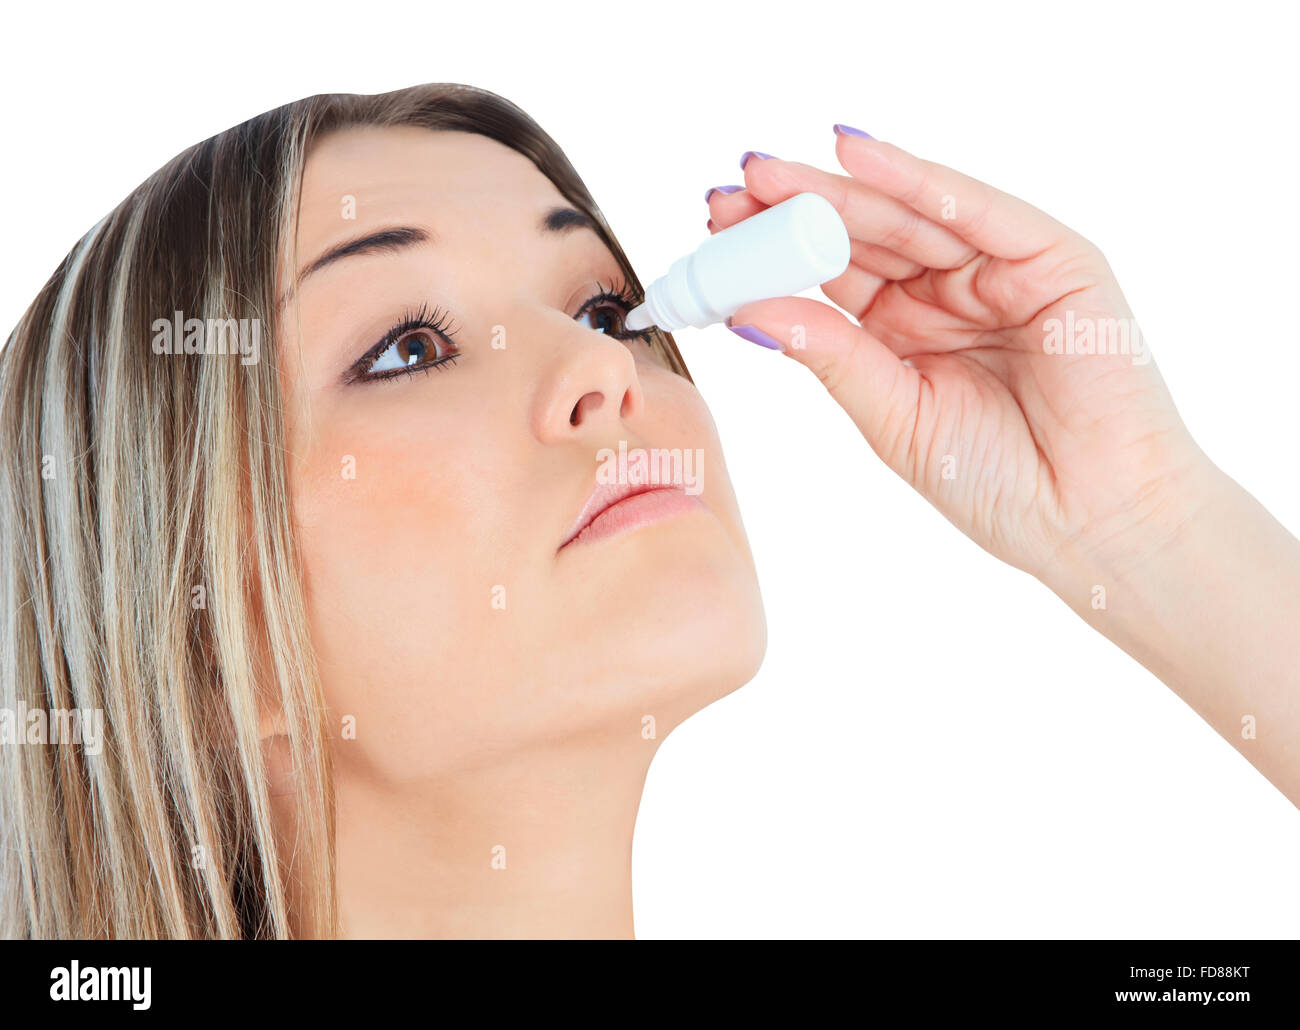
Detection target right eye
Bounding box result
[345,303,461,385]
[367,328,457,376]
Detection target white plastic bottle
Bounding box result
[623,191,850,333]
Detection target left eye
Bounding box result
[577,300,629,336]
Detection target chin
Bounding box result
[550,511,768,736]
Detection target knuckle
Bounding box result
[881,207,923,253]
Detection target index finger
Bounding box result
[832,132,1071,260]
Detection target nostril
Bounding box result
[570,391,604,427]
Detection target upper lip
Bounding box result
[559,477,685,550]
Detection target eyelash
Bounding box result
[575,274,655,343]
[344,302,460,385]
[345,275,654,385]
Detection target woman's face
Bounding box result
[277,126,765,783]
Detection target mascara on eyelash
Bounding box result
[345,279,653,384]
[344,303,458,384]
[580,276,655,342]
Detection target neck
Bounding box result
[331,733,652,938]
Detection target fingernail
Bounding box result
[704,184,744,203]
[739,150,776,170]
[725,321,782,351]
[832,123,872,139]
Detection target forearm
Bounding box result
[1048,461,1300,808]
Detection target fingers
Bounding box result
[707,150,974,319]
[819,256,888,322]
[707,134,1074,272]
[860,279,987,358]
[724,295,920,455]
[724,151,978,274]
[831,133,1070,260]
[849,238,924,281]
[704,184,766,229]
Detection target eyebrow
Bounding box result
[296,226,430,286]
[293,206,602,292]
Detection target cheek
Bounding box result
[643,372,746,539]
[285,412,517,756]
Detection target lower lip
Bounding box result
[563,489,704,549]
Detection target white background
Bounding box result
[3,1,1297,939]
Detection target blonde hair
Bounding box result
[0,83,688,938]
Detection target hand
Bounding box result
[710,131,1216,592]
[710,133,1300,808]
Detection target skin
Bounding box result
[716,132,1300,809]
[271,126,766,938]
[264,124,1299,938]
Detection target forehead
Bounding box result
[296,125,570,253]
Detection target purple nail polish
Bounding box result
[704,184,744,203]
[739,150,776,171]
[727,323,782,351]
[832,123,873,139]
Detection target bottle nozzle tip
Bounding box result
[624,304,654,332]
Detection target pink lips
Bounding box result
[560,479,703,551]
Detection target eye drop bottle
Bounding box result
[623,191,850,333]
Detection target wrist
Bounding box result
[1040,453,1300,806]
[1040,447,1231,622]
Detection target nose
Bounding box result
[531,330,644,444]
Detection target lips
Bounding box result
[559,478,703,551]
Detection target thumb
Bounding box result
[725,296,920,455]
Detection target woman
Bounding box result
[0,83,763,939]
[1,84,1295,939]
